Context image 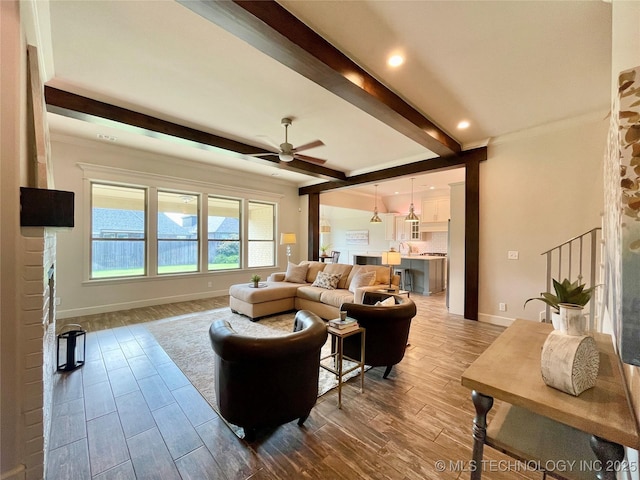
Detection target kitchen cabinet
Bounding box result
[421,197,450,223]
[395,216,420,241]
[384,214,395,241]
[420,197,450,232]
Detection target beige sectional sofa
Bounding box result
[229,261,399,321]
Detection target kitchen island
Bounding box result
[352,254,445,296]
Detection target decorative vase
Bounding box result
[253,281,259,288]
[557,303,587,336]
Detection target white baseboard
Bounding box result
[477,313,515,328]
[56,289,229,319]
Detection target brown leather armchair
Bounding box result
[208,310,327,441]
[340,292,416,379]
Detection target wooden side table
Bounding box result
[461,319,639,480]
[374,288,410,298]
[320,323,365,409]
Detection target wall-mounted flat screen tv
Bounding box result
[20,187,75,227]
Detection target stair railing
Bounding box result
[540,227,602,331]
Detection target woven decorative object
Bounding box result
[540,330,600,396]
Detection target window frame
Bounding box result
[89,182,148,280]
[83,169,280,283]
[207,195,242,272]
[156,190,201,275]
[246,200,277,269]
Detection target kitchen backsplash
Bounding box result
[394,232,448,254]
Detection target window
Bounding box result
[157,191,199,274]
[91,184,146,279]
[247,201,275,267]
[208,197,240,270]
[87,170,279,280]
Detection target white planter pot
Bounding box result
[557,303,587,336]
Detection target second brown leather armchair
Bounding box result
[340,291,416,379]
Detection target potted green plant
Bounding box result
[320,245,330,256]
[524,278,596,331]
[250,274,261,287]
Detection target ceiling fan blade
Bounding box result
[293,140,324,153]
[247,152,278,157]
[295,153,327,165]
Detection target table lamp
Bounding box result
[381,249,401,292]
[280,233,297,261]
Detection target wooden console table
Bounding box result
[461,319,639,480]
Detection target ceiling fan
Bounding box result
[252,117,326,165]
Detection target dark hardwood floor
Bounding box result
[48,293,541,480]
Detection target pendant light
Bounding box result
[370,184,382,223]
[405,177,419,222]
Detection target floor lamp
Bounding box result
[280,233,297,261]
[381,249,402,292]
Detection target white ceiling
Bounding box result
[43,0,612,198]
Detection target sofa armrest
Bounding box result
[267,272,286,282]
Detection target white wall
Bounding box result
[1,2,26,477]
[51,134,302,318]
[478,115,606,325]
[318,204,391,262]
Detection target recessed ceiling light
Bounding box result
[429,186,435,190]
[388,55,404,67]
[457,120,470,129]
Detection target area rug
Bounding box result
[144,307,364,428]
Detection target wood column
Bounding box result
[465,156,480,320]
[308,193,320,261]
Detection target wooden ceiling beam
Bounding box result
[179,0,461,157]
[299,147,487,195]
[44,86,347,181]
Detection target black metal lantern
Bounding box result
[57,324,86,372]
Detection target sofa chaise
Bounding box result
[229,260,400,321]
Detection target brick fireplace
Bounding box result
[18,227,57,479]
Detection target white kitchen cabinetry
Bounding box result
[421,197,450,223]
[384,214,395,241]
[420,197,450,232]
[395,216,420,241]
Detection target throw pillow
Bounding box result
[348,271,377,293]
[311,270,342,290]
[284,262,309,283]
[375,296,396,307]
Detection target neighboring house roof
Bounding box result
[93,209,240,238]
[210,217,239,239]
[93,208,194,238]
[92,208,145,235]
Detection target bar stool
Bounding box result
[393,268,412,291]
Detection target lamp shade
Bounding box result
[381,250,402,266]
[320,218,331,233]
[280,233,297,245]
